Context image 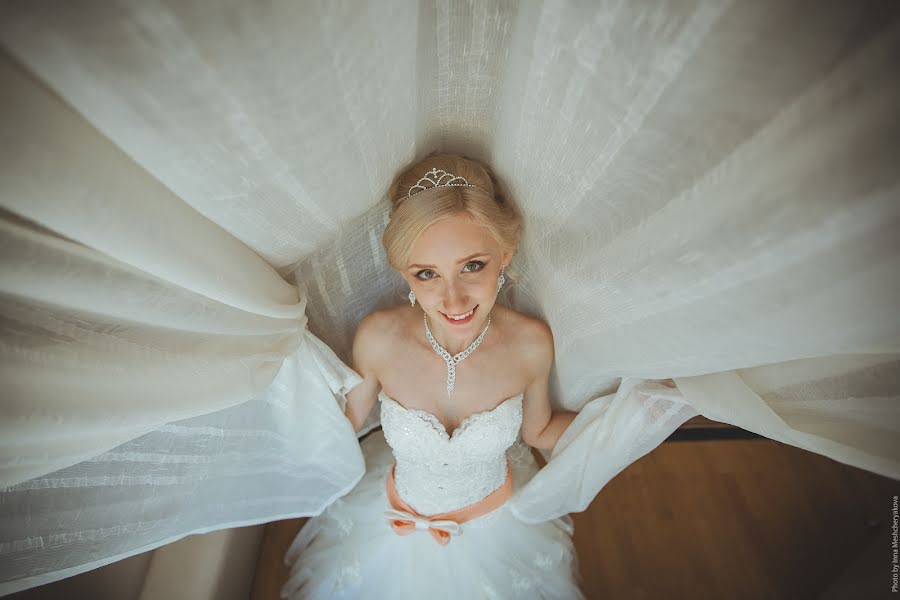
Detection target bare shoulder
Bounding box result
[497,305,552,343]
[496,306,554,375]
[357,307,396,336]
[352,308,400,377]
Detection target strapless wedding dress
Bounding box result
[281,390,584,599]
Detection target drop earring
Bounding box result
[408,290,416,306]
[497,266,506,292]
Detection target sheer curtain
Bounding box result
[1,0,898,594]
[0,47,366,593]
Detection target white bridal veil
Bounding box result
[1,0,898,594]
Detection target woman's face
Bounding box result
[403,213,510,340]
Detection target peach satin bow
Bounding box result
[384,461,512,546]
[383,508,461,545]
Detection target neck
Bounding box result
[425,312,489,356]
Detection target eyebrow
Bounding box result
[408,252,490,270]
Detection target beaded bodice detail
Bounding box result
[379,391,524,516]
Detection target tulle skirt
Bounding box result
[281,430,584,600]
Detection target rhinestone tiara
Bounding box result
[407,168,476,199]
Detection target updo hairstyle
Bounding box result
[382,153,523,283]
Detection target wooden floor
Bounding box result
[252,435,898,600]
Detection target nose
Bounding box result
[442,281,469,314]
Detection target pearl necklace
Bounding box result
[424,311,492,400]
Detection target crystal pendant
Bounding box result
[424,312,491,400]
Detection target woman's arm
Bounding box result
[344,311,386,433]
[519,320,577,451]
[531,411,577,451]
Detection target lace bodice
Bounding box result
[379,391,524,516]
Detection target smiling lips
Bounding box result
[441,305,477,325]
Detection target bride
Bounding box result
[282,153,585,599]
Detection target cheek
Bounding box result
[471,277,495,295]
[411,280,436,297]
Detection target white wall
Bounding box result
[7,552,153,600]
[138,525,264,600]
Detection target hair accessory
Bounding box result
[407,168,476,199]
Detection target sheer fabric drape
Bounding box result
[1,0,898,594]
[0,50,311,487]
[0,48,366,593]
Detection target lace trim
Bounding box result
[380,391,525,514]
[380,392,523,440]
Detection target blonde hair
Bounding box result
[383,153,523,282]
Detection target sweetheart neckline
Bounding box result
[379,391,524,439]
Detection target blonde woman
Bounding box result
[282,154,584,599]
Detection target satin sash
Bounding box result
[384,461,513,545]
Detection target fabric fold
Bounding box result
[0,329,366,596]
[675,356,900,481]
[0,1,898,594]
[509,379,697,524]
